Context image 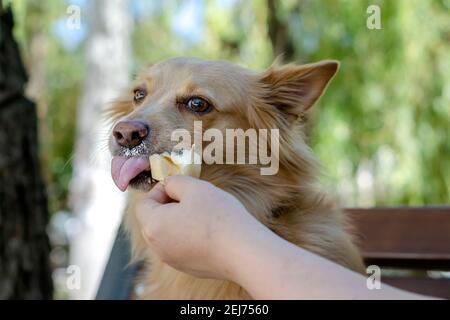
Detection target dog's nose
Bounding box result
[112,120,149,148]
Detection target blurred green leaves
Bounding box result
[10,0,450,211]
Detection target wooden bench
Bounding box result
[97,207,450,299]
[347,207,450,299]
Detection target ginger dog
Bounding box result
[108,57,365,299]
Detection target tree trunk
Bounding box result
[69,0,131,299]
[266,0,295,61]
[0,5,53,299]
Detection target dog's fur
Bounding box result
[108,57,365,299]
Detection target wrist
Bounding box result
[221,214,281,290]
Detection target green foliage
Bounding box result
[292,0,450,206]
[11,0,450,210]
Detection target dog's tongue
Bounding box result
[111,156,149,191]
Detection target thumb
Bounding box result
[136,182,170,217]
[163,175,201,202]
[147,182,172,205]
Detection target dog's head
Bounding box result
[108,57,338,209]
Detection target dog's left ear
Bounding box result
[260,60,339,121]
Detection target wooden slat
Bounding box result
[346,207,450,269]
[383,276,450,299]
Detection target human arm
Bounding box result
[135,176,433,300]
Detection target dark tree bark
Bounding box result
[0,4,53,299]
[266,0,295,61]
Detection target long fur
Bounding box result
[108,57,365,299]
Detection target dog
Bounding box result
[108,57,365,299]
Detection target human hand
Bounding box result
[135,176,266,281]
[134,176,431,300]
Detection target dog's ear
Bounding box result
[260,60,339,121]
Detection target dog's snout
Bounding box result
[113,120,149,148]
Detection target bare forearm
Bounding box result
[228,225,430,300]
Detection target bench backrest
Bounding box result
[97,207,450,299]
[347,207,450,299]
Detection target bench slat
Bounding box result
[383,276,450,299]
[347,207,450,269]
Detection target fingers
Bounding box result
[148,182,172,205]
[135,183,170,222]
[136,177,210,237]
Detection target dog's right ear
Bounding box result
[259,60,339,122]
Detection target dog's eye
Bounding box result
[133,88,146,104]
[186,97,211,114]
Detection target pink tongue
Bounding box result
[111,156,150,191]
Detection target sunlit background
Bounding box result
[6,0,450,299]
